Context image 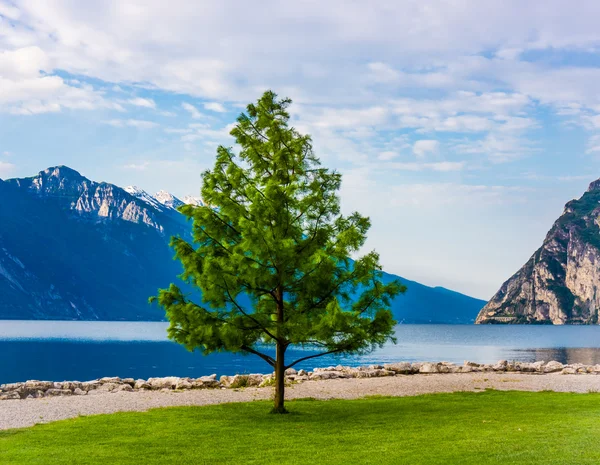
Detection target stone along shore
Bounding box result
[2,359,600,400]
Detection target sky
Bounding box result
[1,1,600,300]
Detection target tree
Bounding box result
[151,91,405,413]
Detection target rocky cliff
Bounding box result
[476,179,600,324]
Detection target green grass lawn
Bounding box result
[1,390,599,464]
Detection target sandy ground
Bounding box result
[1,373,599,431]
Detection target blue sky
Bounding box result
[1,1,600,299]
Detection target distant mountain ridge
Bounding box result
[0,166,485,322]
[476,179,600,324]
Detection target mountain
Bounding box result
[476,179,600,325]
[0,166,484,322]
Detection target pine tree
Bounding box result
[151,91,405,413]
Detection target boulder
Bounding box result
[383,362,412,374]
[134,379,151,390]
[543,361,564,373]
[493,360,508,371]
[197,376,220,388]
[113,384,133,392]
[562,367,578,375]
[175,379,193,390]
[99,377,122,384]
[81,381,102,392]
[147,377,180,390]
[73,388,86,396]
[45,389,72,397]
[0,383,21,392]
[297,369,308,376]
[23,380,54,391]
[98,382,120,392]
[310,371,342,380]
[55,381,82,391]
[419,363,439,374]
[0,391,20,400]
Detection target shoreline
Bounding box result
[1,360,600,430]
[1,371,600,430]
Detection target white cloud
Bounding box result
[182,102,203,119]
[586,135,600,154]
[122,162,149,171]
[413,140,439,158]
[0,46,120,114]
[126,97,156,108]
[0,161,16,177]
[203,102,226,113]
[104,119,158,129]
[377,151,398,161]
[367,62,399,83]
[386,161,464,172]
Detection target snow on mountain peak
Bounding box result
[182,195,204,206]
[154,190,184,209]
[124,185,165,211]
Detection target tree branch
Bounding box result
[285,348,345,370]
[241,345,275,367]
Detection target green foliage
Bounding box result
[3,391,600,464]
[151,91,404,408]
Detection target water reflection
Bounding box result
[514,348,600,365]
[1,322,600,383]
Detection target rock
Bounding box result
[148,377,180,390]
[0,391,21,400]
[493,360,508,371]
[99,377,122,384]
[476,180,600,325]
[45,389,72,397]
[532,361,545,372]
[384,362,412,374]
[592,365,600,374]
[55,381,82,391]
[562,367,578,375]
[134,379,151,390]
[246,374,264,387]
[122,378,136,387]
[73,388,86,395]
[259,375,274,387]
[81,381,102,392]
[175,379,193,390]
[219,376,233,388]
[23,380,54,391]
[0,383,22,391]
[419,363,439,374]
[297,369,307,376]
[464,361,480,367]
[310,371,342,380]
[113,384,133,392]
[355,369,393,378]
[285,368,297,376]
[544,361,564,373]
[196,376,220,389]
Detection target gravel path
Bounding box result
[1,373,599,430]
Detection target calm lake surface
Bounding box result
[1,321,600,384]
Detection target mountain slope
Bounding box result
[0,166,484,322]
[476,179,600,324]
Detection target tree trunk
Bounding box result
[272,340,288,414]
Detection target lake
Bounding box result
[1,321,600,384]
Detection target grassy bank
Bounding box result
[1,390,599,464]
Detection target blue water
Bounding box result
[1,321,600,384]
